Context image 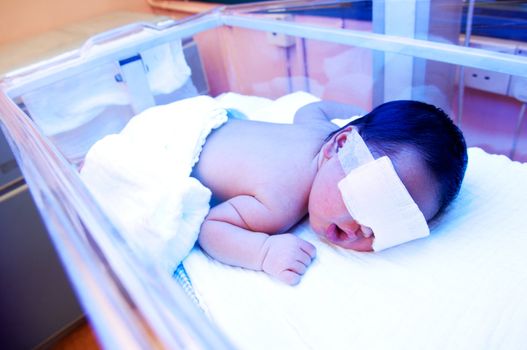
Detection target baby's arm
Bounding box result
[294,101,366,124]
[198,195,316,285]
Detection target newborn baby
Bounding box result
[192,100,467,285]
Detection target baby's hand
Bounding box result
[260,234,317,285]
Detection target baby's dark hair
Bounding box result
[329,100,468,217]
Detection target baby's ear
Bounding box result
[323,126,354,159]
[335,126,357,152]
[336,127,353,148]
[322,126,354,159]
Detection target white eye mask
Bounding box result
[337,128,430,251]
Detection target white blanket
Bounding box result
[184,95,527,350]
[81,96,227,273]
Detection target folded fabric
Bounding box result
[23,40,191,136]
[337,128,429,251]
[339,156,430,251]
[80,96,227,272]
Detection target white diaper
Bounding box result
[81,96,228,272]
[337,128,429,251]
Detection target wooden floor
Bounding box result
[49,319,101,350]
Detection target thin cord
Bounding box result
[457,0,476,127]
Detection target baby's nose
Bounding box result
[341,220,360,234]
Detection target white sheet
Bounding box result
[184,94,527,350]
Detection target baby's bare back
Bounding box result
[192,118,330,232]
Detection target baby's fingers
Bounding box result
[278,270,302,286]
[295,250,315,269]
[288,260,308,275]
[299,240,317,260]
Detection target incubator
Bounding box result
[1,1,526,348]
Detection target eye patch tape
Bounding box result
[337,128,429,251]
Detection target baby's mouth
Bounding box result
[325,223,359,243]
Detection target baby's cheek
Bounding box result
[307,214,323,236]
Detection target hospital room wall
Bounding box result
[0,0,151,45]
[462,88,527,161]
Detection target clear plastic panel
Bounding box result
[195,0,527,161]
[1,1,526,348]
[16,39,198,166]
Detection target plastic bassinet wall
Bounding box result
[1,1,526,348]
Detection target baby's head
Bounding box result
[309,100,467,251]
